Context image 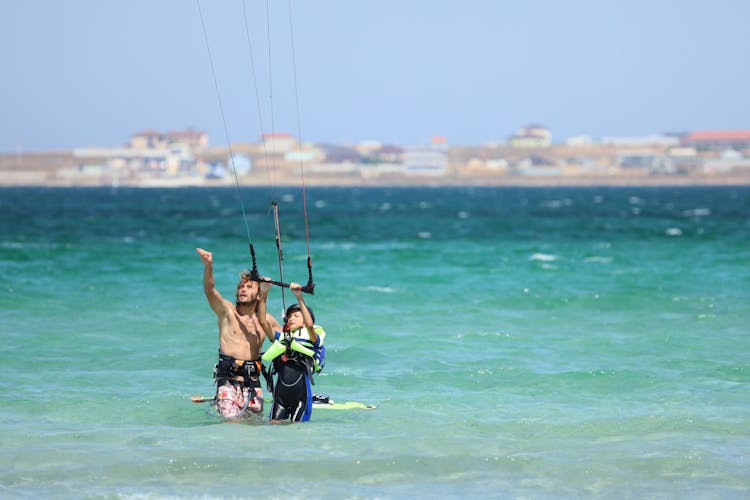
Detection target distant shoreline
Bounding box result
[4,132,750,189]
[2,174,749,189]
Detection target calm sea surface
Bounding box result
[1,186,749,498]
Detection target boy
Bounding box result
[261,282,326,422]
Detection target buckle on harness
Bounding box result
[214,355,261,386]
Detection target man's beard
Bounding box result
[236,299,256,307]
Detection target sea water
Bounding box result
[1,186,748,498]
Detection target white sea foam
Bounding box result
[529,253,558,261]
[362,285,397,293]
[319,241,356,251]
[628,196,644,205]
[683,208,711,217]
[541,198,572,208]
[584,256,613,263]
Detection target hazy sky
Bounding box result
[3,0,749,152]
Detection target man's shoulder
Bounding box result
[216,299,239,317]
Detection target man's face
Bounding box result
[236,279,258,304]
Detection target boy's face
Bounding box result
[286,310,304,330]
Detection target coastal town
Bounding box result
[2,125,750,187]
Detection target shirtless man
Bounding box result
[196,247,281,418]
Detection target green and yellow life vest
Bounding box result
[262,325,326,373]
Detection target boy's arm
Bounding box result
[256,280,273,339]
[291,282,318,343]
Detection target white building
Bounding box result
[402,145,448,176]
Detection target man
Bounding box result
[196,247,281,418]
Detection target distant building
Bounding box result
[261,132,298,154]
[702,149,750,174]
[130,129,208,150]
[664,147,702,174]
[509,125,551,148]
[376,144,403,163]
[226,153,252,176]
[515,155,559,176]
[566,135,594,146]
[355,140,382,156]
[601,134,679,147]
[616,152,665,174]
[402,145,448,176]
[74,142,197,179]
[682,130,750,151]
[430,135,448,147]
[284,145,325,164]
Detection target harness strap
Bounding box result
[215,352,262,388]
[261,362,275,393]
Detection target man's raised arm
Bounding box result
[196,248,225,315]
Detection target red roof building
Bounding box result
[683,130,750,150]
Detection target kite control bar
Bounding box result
[249,243,315,295]
[250,272,315,295]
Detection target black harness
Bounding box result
[214,352,262,389]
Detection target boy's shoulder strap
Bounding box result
[313,325,326,345]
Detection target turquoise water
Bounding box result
[1,186,749,498]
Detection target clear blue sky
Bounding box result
[3,0,749,152]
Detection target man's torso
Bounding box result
[218,300,265,360]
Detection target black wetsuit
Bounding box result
[269,355,313,422]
